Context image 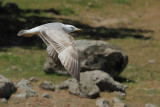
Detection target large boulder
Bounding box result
[0,75,17,98]
[56,70,127,98]
[43,40,128,77]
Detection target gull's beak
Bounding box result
[76,28,82,31]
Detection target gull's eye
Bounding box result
[71,27,74,30]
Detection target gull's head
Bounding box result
[62,24,81,33]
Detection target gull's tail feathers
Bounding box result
[18,27,40,37]
[17,30,28,36]
[18,30,34,37]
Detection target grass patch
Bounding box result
[0,47,69,84]
[114,0,131,4]
[58,7,75,15]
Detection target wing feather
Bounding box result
[47,45,63,67]
[40,29,80,81]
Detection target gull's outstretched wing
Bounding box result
[40,29,80,81]
[38,33,62,67]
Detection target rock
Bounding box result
[113,103,127,107]
[57,70,127,98]
[58,78,100,98]
[148,59,155,64]
[43,57,68,75]
[114,91,126,97]
[0,75,17,98]
[16,78,32,89]
[23,88,38,98]
[39,81,55,91]
[113,97,120,103]
[42,93,52,99]
[145,103,160,107]
[29,77,38,82]
[43,40,128,77]
[10,65,22,71]
[1,98,8,104]
[84,70,127,92]
[96,98,109,107]
[70,75,100,98]
[15,78,38,98]
[15,88,38,99]
[76,40,128,77]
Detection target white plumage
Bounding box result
[17,22,81,81]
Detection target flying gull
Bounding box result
[17,22,81,81]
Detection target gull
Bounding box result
[17,22,81,81]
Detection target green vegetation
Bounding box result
[0,47,69,83]
[114,0,131,4]
[58,7,75,15]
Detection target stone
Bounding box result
[29,77,38,82]
[15,88,38,98]
[42,93,52,99]
[113,103,127,107]
[84,70,127,92]
[10,65,22,71]
[113,97,120,103]
[76,40,128,77]
[16,78,32,89]
[58,78,100,98]
[1,98,8,104]
[96,98,109,107]
[39,81,55,91]
[0,75,17,98]
[43,57,68,75]
[43,40,128,77]
[114,91,126,97]
[145,103,160,107]
[57,70,127,98]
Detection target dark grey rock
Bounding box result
[1,98,8,104]
[16,78,32,89]
[145,103,160,107]
[76,40,128,77]
[113,103,127,107]
[0,75,17,98]
[43,40,128,77]
[39,81,55,91]
[43,57,68,75]
[113,97,120,103]
[96,98,109,107]
[29,77,38,82]
[84,70,127,92]
[42,93,52,99]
